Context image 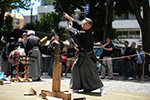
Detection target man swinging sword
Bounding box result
[64,13,104,94]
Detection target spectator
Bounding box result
[47,33,64,78]
[120,41,129,76]
[134,45,145,79]
[100,37,114,79]
[1,37,16,77]
[65,42,76,77]
[41,41,51,76]
[122,42,136,80]
[15,32,28,48]
[15,32,28,77]
[121,41,129,55]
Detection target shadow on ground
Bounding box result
[77,92,102,96]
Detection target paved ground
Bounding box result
[0,74,150,100]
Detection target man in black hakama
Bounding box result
[64,13,104,93]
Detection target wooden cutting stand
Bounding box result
[41,41,71,100]
[10,56,32,82]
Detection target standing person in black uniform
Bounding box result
[24,30,41,81]
[64,13,104,94]
[24,31,40,55]
[121,41,129,55]
[1,37,16,77]
[122,42,136,80]
[121,41,129,77]
[15,32,28,48]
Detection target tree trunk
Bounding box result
[137,0,150,76]
[140,21,150,76]
[103,0,114,41]
[128,0,150,76]
[88,0,96,20]
[0,9,5,29]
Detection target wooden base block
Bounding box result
[10,78,32,82]
[21,78,32,82]
[10,78,21,82]
[57,92,71,100]
[0,81,3,85]
[41,89,52,99]
[41,89,71,100]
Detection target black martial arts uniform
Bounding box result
[69,20,103,92]
[24,35,40,55]
[1,42,15,77]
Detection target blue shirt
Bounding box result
[136,50,145,64]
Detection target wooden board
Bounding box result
[56,92,71,100]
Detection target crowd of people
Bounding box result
[121,41,145,80]
[1,28,80,80]
[99,38,145,80]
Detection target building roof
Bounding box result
[112,20,140,29]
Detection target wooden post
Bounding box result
[10,56,21,82]
[52,41,61,92]
[15,56,20,79]
[24,56,28,79]
[10,56,32,82]
[41,40,71,100]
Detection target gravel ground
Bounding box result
[102,79,150,94]
[41,74,150,94]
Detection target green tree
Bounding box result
[0,0,31,29]
[0,0,31,47]
[0,15,13,49]
[51,0,106,42]
[51,0,129,42]
[23,12,68,41]
[5,15,13,31]
[88,0,106,42]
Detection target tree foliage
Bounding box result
[50,0,133,42]
[0,15,13,49]
[23,12,68,41]
[0,0,32,49]
[0,0,31,28]
[1,15,13,37]
[5,15,13,32]
[51,0,106,42]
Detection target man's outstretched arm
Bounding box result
[64,13,74,22]
[67,22,85,36]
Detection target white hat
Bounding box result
[27,30,35,36]
[24,88,37,96]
